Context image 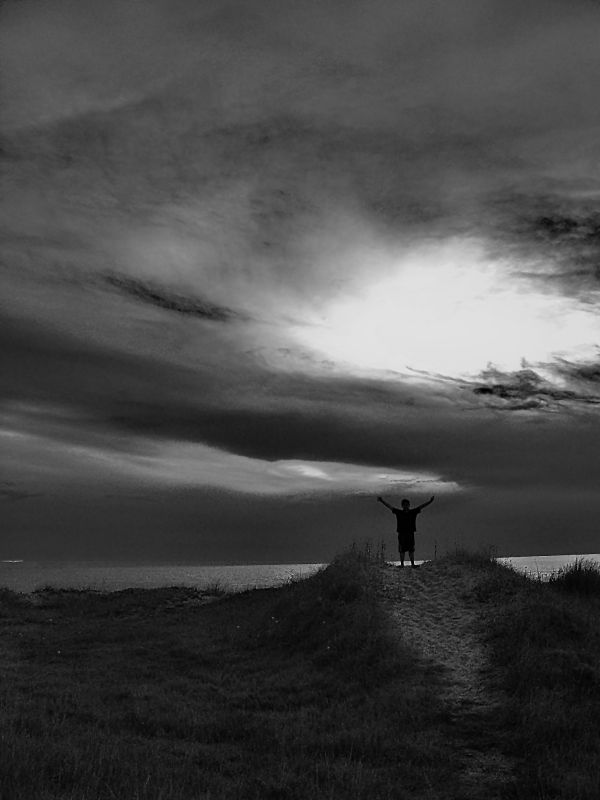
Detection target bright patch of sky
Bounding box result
[296,238,600,380]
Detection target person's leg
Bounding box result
[399,548,405,567]
[409,549,415,567]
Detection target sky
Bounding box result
[2,0,600,563]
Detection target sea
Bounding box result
[0,554,598,593]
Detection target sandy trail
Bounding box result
[379,559,514,799]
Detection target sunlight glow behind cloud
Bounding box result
[297,239,600,379]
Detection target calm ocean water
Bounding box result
[498,554,600,579]
[0,554,598,593]
[0,561,325,593]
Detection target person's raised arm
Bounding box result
[377,496,394,510]
[415,495,435,512]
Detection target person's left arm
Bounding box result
[415,496,435,512]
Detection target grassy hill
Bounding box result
[0,550,599,799]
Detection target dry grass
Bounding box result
[466,555,600,800]
[548,557,600,596]
[5,548,598,799]
[0,550,457,800]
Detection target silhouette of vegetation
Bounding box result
[4,548,599,798]
[470,555,600,799]
[548,557,600,596]
[0,549,457,800]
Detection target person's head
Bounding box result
[401,499,410,510]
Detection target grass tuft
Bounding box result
[548,558,600,596]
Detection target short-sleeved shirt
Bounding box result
[392,508,420,535]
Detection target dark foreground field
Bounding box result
[0,552,599,799]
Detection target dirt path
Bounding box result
[379,559,514,799]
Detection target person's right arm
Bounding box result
[377,496,394,511]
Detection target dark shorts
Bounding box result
[398,534,415,553]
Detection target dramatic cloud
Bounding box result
[2,0,600,560]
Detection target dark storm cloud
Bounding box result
[561,361,600,385]
[0,308,442,469]
[7,297,596,514]
[471,367,600,411]
[482,187,600,291]
[103,274,239,321]
[4,307,599,496]
[3,0,600,559]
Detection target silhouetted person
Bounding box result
[377,495,434,567]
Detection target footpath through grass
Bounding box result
[461,553,600,800]
[0,551,457,800]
